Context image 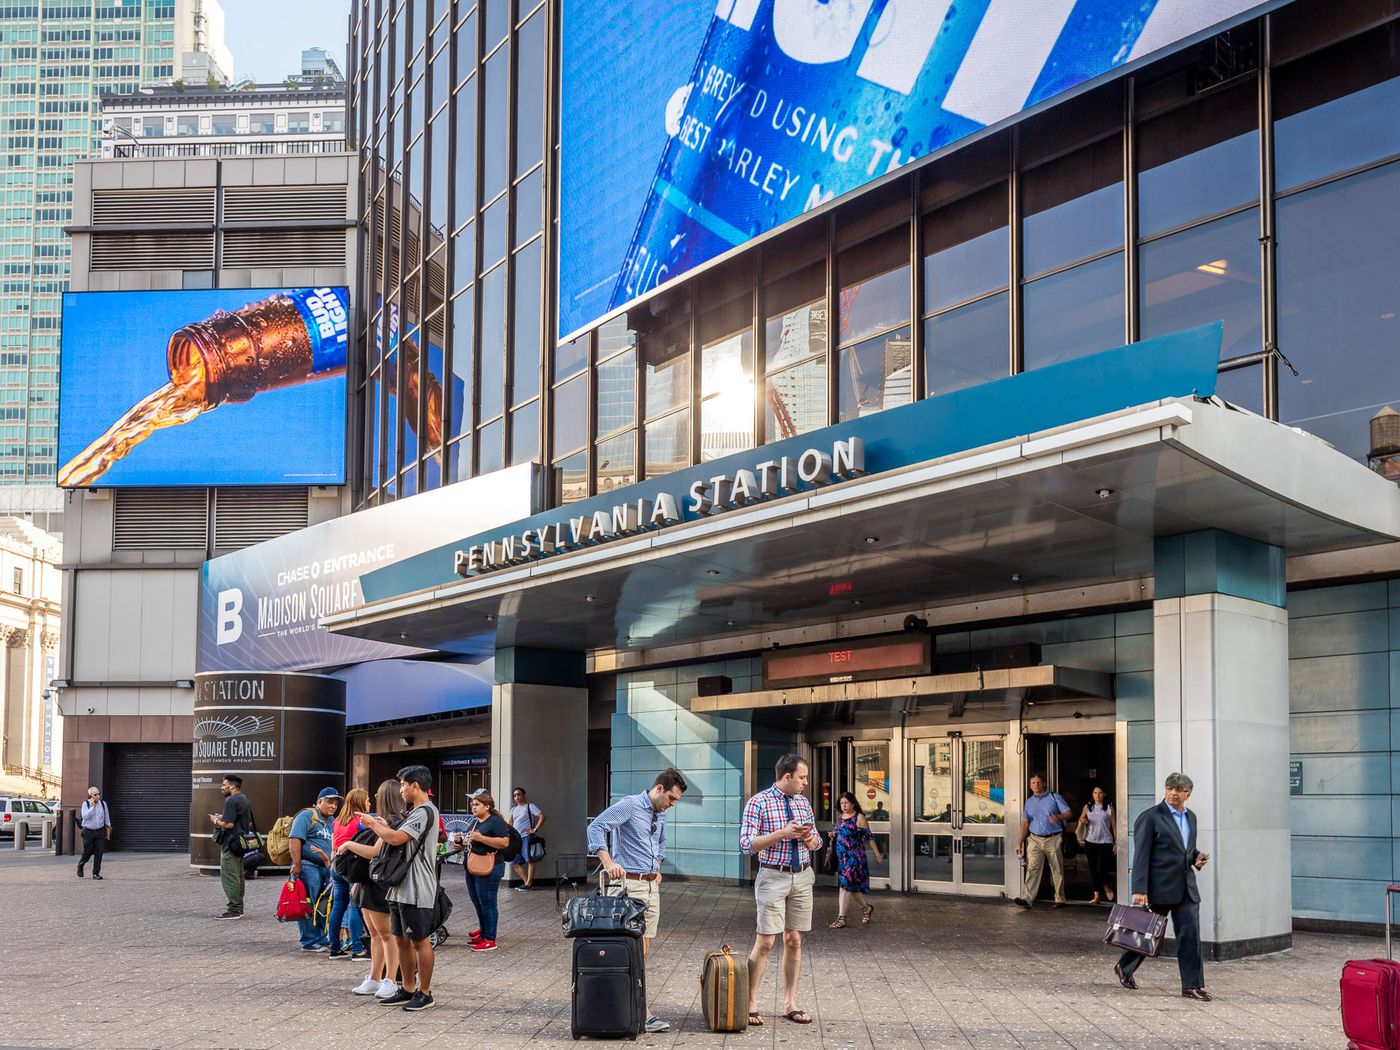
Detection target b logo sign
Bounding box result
[216,588,244,644]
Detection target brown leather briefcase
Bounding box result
[1104,904,1168,957]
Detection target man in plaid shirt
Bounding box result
[739,753,823,1027]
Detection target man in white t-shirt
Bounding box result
[508,787,545,890]
[361,764,440,1013]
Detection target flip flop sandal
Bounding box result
[784,1009,813,1024]
[748,1012,765,1027]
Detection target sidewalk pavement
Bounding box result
[0,850,1358,1048]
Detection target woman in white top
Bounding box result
[1077,786,1116,905]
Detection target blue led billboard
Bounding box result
[59,287,349,487]
[559,0,1272,340]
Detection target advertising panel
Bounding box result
[200,463,538,673]
[58,287,349,487]
[559,0,1271,340]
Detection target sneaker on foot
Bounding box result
[76,867,84,878]
[351,948,370,960]
[645,1016,671,1033]
[403,992,436,1012]
[514,884,529,891]
[91,874,104,880]
[374,979,399,999]
[378,988,415,1006]
[471,938,497,952]
[328,948,348,960]
[468,928,481,939]
[216,911,244,920]
[353,976,380,996]
[300,944,329,953]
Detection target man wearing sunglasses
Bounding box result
[587,767,688,1035]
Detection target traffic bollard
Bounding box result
[12,821,26,849]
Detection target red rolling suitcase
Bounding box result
[1341,885,1400,1050]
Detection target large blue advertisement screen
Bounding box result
[59,287,349,487]
[559,0,1271,341]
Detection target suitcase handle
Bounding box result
[1386,886,1400,960]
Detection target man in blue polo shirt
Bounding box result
[289,787,339,951]
[1013,774,1072,910]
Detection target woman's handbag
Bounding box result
[1103,903,1168,957]
[1075,817,1089,845]
[822,843,836,873]
[467,848,496,876]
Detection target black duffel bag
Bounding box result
[333,825,379,883]
[562,873,647,939]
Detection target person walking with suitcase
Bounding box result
[740,753,823,1027]
[76,786,112,880]
[1113,772,1211,1001]
[587,767,688,1035]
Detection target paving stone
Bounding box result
[0,850,1362,1048]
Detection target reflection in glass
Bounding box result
[422,451,441,491]
[484,0,509,47]
[961,738,1005,825]
[1023,253,1125,372]
[479,266,505,420]
[401,466,418,497]
[700,328,755,460]
[852,742,892,822]
[1138,131,1256,238]
[555,333,587,383]
[924,292,1008,397]
[924,184,1009,310]
[448,291,473,439]
[644,411,689,478]
[369,373,381,485]
[481,197,506,268]
[914,742,954,822]
[512,239,542,405]
[598,316,636,359]
[453,77,476,223]
[428,114,448,233]
[553,372,587,456]
[1276,72,1400,193]
[643,325,689,419]
[483,48,509,201]
[1216,364,1262,415]
[514,166,542,246]
[838,325,913,421]
[478,417,503,474]
[701,329,752,399]
[553,450,588,505]
[1140,209,1261,361]
[515,11,544,177]
[454,10,476,85]
[913,835,955,882]
[1023,140,1123,276]
[1278,163,1400,461]
[960,836,1006,884]
[839,265,909,346]
[595,430,636,494]
[596,348,636,435]
[765,356,826,439]
[766,298,827,378]
[448,435,471,482]
[452,219,474,295]
[510,400,538,465]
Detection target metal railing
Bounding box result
[109,139,348,159]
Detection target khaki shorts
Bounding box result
[754,865,815,935]
[609,877,660,940]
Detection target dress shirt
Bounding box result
[739,785,822,868]
[79,800,110,830]
[587,792,665,873]
[1168,803,1191,848]
[1023,791,1069,836]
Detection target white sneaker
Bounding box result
[353,975,380,996]
[374,979,398,999]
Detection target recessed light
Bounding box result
[1095,487,1114,500]
[485,613,495,621]
[706,568,720,576]
[1010,573,1022,583]
[584,594,595,602]
[864,536,879,544]
[852,599,863,606]
[726,620,736,626]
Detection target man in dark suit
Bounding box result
[1114,772,1212,1001]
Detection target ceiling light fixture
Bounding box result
[1196,258,1228,276]
[864,536,879,544]
[584,594,595,602]
[1010,573,1022,582]
[485,614,495,622]
[706,568,720,576]
[1095,487,1114,500]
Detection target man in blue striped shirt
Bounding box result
[587,767,688,1035]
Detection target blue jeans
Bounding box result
[466,861,505,940]
[328,870,365,953]
[297,862,329,949]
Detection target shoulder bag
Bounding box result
[467,817,501,876]
[238,806,267,856]
[525,803,548,862]
[369,809,432,887]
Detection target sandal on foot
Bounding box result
[748,1012,764,1027]
[827,915,847,929]
[784,1009,813,1025]
[861,903,874,924]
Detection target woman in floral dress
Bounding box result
[827,791,884,928]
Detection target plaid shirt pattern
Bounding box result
[739,785,822,868]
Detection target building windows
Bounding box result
[698,296,754,461]
[837,234,912,422]
[248,114,275,135]
[286,111,310,133]
[763,260,827,440]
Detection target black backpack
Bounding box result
[333,825,378,883]
[505,823,523,860]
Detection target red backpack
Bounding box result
[275,876,312,922]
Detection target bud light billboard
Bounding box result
[58,287,350,487]
[559,0,1273,341]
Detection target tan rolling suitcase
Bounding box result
[699,944,749,1033]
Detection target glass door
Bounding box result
[910,734,1007,895]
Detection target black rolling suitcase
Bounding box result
[564,874,648,1040]
[571,935,646,1040]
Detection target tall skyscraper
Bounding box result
[0,0,230,525]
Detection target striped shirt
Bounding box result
[739,785,822,868]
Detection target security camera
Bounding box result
[903,614,928,632]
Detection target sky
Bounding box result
[221,0,351,84]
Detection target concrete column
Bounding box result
[490,647,588,865]
[1153,530,1291,958]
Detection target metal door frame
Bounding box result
[907,722,1010,897]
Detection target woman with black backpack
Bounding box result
[328,788,370,961]
[334,779,405,998]
[460,792,511,952]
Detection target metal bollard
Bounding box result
[40,819,53,849]
[12,822,26,850]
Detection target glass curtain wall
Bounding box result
[353,5,1400,507]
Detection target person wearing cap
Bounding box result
[289,787,341,952]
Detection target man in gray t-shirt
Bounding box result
[508,787,546,890]
[360,765,442,1012]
